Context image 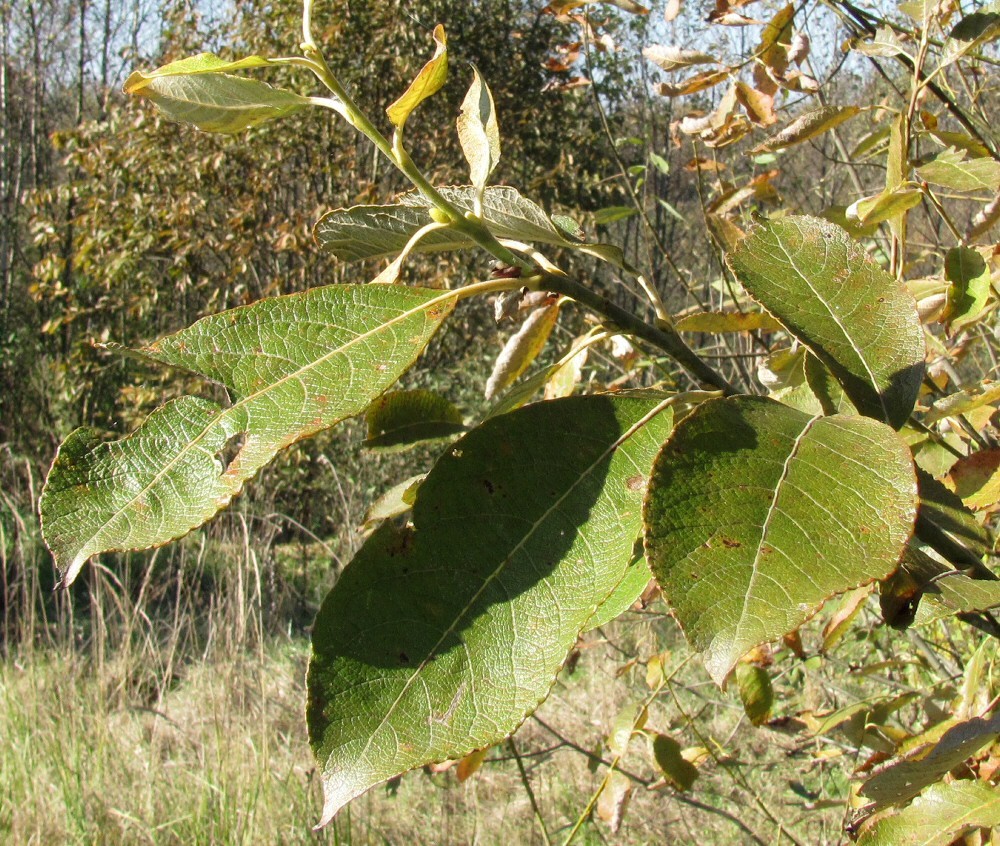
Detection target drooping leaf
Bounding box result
[735,80,777,127]
[858,780,1000,846]
[307,394,675,824]
[943,8,1000,64]
[846,187,923,226]
[727,215,926,429]
[364,389,466,452]
[925,382,1000,425]
[485,304,560,400]
[315,186,573,262]
[735,664,773,725]
[676,310,782,334]
[457,66,501,193]
[860,715,1000,808]
[642,46,717,73]
[917,147,1000,193]
[644,396,917,684]
[125,72,311,134]
[40,285,455,588]
[916,469,992,558]
[650,733,699,790]
[748,106,860,153]
[655,69,729,97]
[386,24,448,130]
[362,475,424,533]
[881,545,1000,629]
[946,246,992,332]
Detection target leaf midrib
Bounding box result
[351,396,674,770]
[68,288,456,572]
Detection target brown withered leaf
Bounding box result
[736,80,778,126]
[749,105,860,153]
[655,68,730,96]
[664,0,681,21]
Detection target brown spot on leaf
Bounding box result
[721,537,742,548]
[626,474,645,491]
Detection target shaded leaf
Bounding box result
[457,66,501,192]
[307,394,675,824]
[676,310,782,334]
[315,186,573,262]
[386,24,448,130]
[917,147,1000,193]
[860,715,1000,808]
[749,106,860,153]
[943,9,1000,64]
[456,748,489,782]
[858,780,1000,846]
[364,389,466,452]
[644,396,917,684]
[642,45,717,72]
[125,72,310,134]
[822,585,872,652]
[726,215,925,429]
[735,664,773,725]
[916,469,992,559]
[485,304,560,400]
[650,733,699,790]
[595,206,640,224]
[40,285,455,587]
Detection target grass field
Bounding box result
[0,457,953,845]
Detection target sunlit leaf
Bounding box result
[917,147,1000,193]
[727,215,925,429]
[655,69,729,97]
[858,780,1000,846]
[40,285,455,587]
[364,389,466,452]
[846,186,923,226]
[307,394,675,824]
[946,245,991,332]
[943,9,1000,64]
[849,24,908,57]
[386,24,448,130]
[485,304,560,400]
[642,46,717,73]
[947,449,1000,511]
[860,715,1000,808]
[644,396,916,684]
[735,81,777,127]
[749,106,860,153]
[123,52,274,87]
[125,72,311,134]
[457,66,501,192]
[362,475,424,533]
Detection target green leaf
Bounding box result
[860,715,1000,809]
[123,52,274,88]
[364,389,466,452]
[40,285,455,588]
[386,24,448,130]
[943,8,1000,64]
[676,310,783,334]
[595,206,640,225]
[916,147,1000,193]
[650,733,699,790]
[946,246,991,332]
[124,72,310,134]
[804,354,858,416]
[749,106,861,154]
[916,469,992,559]
[649,152,670,174]
[307,394,674,824]
[847,186,923,226]
[858,780,1000,846]
[735,664,773,726]
[315,186,573,262]
[727,215,925,429]
[362,475,424,533]
[457,66,501,193]
[644,396,917,684]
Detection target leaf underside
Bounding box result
[307,394,674,825]
[40,285,455,587]
[644,396,917,684]
[727,215,925,429]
